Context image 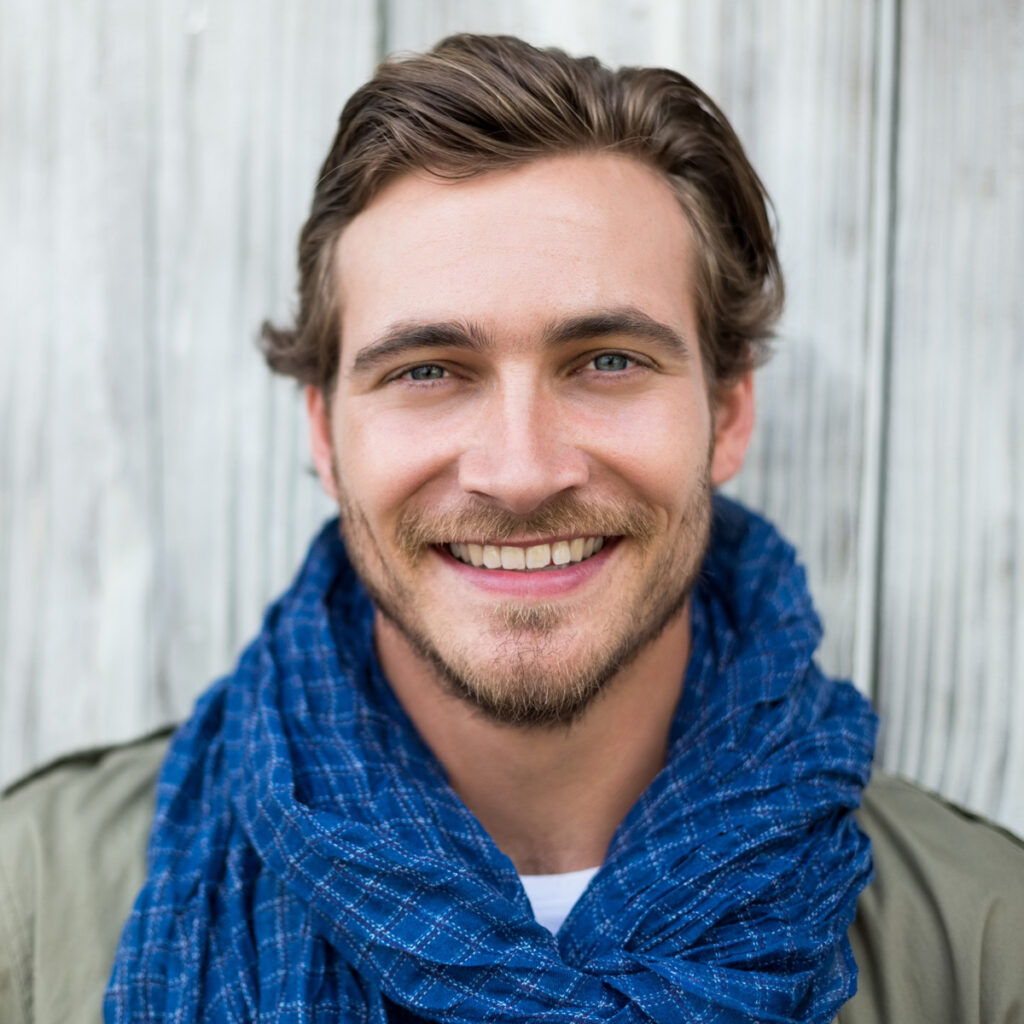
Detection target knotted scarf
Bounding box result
[106,496,877,1023]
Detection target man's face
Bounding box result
[310,154,752,725]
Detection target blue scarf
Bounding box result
[106,496,876,1023]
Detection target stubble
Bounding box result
[333,461,712,727]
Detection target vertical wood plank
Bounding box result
[878,0,1024,832]
[2,0,1020,838]
[383,2,1023,832]
[147,0,376,726]
[384,0,884,686]
[0,0,377,784]
[2,0,160,777]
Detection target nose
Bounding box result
[457,379,589,515]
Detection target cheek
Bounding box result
[575,390,712,500]
[333,400,461,518]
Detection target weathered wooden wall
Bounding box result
[2,0,1021,833]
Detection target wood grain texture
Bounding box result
[2,0,1021,836]
[876,0,1024,829]
[0,0,375,782]
[385,0,884,687]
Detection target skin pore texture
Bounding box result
[308,154,754,873]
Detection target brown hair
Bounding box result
[261,33,783,394]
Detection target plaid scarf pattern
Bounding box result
[106,496,876,1022]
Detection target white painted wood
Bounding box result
[387,2,884,679]
[385,0,883,687]
[0,0,376,783]
[2,0,1021,838]
[854,0,900,726]
[877,0,1024,831]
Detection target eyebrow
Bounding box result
[348,306,691,377]
[349,320,491,376]
[543,308,692,359]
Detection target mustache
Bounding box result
[395,493,658,557]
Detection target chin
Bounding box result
[434,648,622,728]
[392,589,690,729]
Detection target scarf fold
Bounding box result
[106,496,876,1023]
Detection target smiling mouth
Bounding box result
[446,537,608,571]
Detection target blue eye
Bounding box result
[591,353,632,372]
[406,364,446,381]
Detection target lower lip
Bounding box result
[436,540,619,598]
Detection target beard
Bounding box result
[333,460,712,729]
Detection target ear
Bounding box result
[306,385,339,501]
[709,371,755,487]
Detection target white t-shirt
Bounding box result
[519,866,600,934]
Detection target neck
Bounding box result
[375,608,691,875]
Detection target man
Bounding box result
[1,34,1022,1024]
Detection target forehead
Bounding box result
[334,153,698,360]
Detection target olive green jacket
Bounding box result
[1,730,1022,1023]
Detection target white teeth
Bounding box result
[525,544,551,569]
[449,536,609,571]
[551,540,572,566]
[500,546,526,570]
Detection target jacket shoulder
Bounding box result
[841,772,1024,1024]
[0,730,169,1024]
